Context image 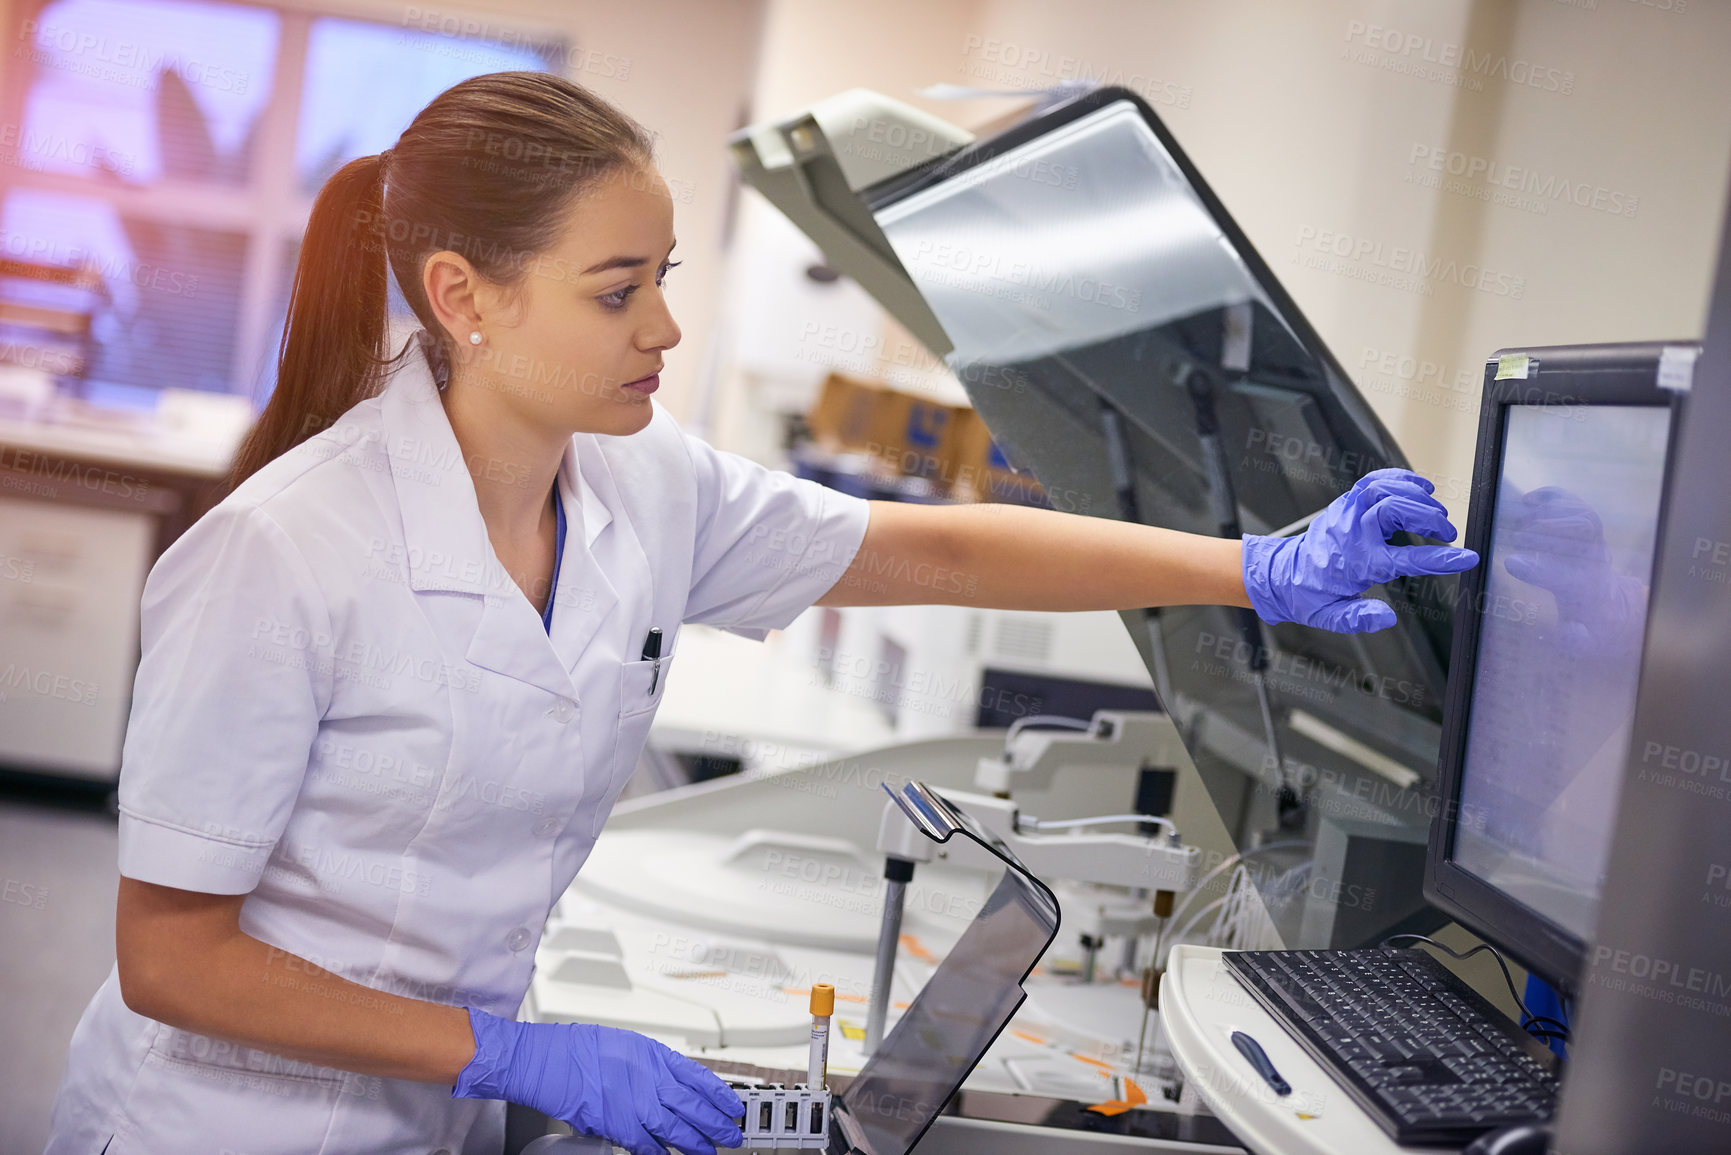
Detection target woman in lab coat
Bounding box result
[43,72,1476,1155]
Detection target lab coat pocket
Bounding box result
[596,652,675,836]
[617,650,674,719]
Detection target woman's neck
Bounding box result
[437,379,566,545]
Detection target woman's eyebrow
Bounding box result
[581,239,678,277]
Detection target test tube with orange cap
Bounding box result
[808,983,835,1089]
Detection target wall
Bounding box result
[721,0,1731,525]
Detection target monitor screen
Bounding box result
[1452,403,1670,942]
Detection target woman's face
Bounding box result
[455,162,682,438]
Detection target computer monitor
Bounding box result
[1425,342,1688,991]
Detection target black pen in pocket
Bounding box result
[641,627,662,694]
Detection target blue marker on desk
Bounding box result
[1231,1030,1291,1096]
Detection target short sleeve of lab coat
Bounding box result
[681,431,871,641]
[116,502,333,894]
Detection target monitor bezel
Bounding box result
[1423,342,1689,993]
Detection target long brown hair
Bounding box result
[227,71,655,489]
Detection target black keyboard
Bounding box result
[1223,948,1558,1145]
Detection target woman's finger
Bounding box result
[1368,494,1457,542]
[1381,544,1480,579]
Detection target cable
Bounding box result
[1378,933,1569,1042]
[1165,840,1311,930]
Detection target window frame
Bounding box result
[0,0,570,404]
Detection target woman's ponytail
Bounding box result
[227,153,392,489]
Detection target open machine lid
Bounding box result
[733,85,1460,946]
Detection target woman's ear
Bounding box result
[422,250,484,350]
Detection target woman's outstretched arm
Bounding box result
[816,499,1252,612]
[816,469,1478,632]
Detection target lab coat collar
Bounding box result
[543,445,621,674]
[379,340,615,589]
[379,346,502,597]
[379,338,621,694]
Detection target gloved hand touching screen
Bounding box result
[1241,467,1479,634]
[454,1007,746,1155]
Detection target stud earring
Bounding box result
[469,330,483,345]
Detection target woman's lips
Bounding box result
[624,372,659,395]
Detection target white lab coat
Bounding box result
[43,337,871,1155]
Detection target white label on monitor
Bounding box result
[1657,345,1699,393]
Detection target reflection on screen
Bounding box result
[876,100,1271,368]
[836,868,1057,1155]
[1454,404,1668,941]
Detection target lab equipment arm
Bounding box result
[115,876,476,1085]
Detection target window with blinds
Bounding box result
[0,0,558,409]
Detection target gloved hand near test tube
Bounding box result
[453,1007,746,1155]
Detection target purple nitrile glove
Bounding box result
[1241,467,1479,633]
[453,1007,745,1155]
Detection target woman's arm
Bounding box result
[816,499,1254,611]
[817,470,1477,630]
[116,876,476,1085]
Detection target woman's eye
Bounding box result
[599,260,681,311]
